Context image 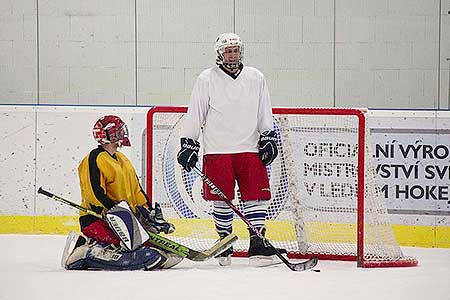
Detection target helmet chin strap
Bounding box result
[223,61,240,70]
[221,55,241,71]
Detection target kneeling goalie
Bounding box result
[62,115,180,271]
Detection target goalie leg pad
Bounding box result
[150,247,184,269]
[63,232,167,271]
[84,244,166,271]
[62,231,90,270]
[105,201,150,251]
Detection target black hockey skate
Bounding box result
[248,234,287,267]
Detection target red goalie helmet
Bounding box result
[92,115,131,147]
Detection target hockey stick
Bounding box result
[192,167,318,272]
[37,187,237,262]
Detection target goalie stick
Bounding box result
[192,167,319,272]
[37,187,237,262]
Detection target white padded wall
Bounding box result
[137,0,233,106]
[38,0,135,105]
[440,5,450,109]
[237,0,334,107]
[0,0,449,108]
[335,0,440,108]
[0,0,37,104]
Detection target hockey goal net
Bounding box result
[146,106,418,267]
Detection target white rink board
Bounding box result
[0,105,449,229]
[0,105,149,216]
[0,107,36,215]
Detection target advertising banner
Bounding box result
[369,110,450,227]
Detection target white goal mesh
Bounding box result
[146,106,418,267]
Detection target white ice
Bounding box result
[0,235,448,300]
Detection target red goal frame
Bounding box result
[146,106,418,268]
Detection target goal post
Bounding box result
[146,106,418,268]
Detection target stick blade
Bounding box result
[290,257,318,272]
[188,233,238,261]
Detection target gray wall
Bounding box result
[1,0,450,109]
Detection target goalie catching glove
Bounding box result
[177,137,200,172]
[258,130,278,165]
[136,203,175,234]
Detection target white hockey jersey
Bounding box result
[181,65,273,155]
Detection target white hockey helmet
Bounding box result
[214,32,244,69]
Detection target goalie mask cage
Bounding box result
[146,106,418,268]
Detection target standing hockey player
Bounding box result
[177,33,284,267]
[62,115,180,271]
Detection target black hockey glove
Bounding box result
[258,130,278,166]
[177,137,200,172]
[136,203,175,234]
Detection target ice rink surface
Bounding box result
[0,235,448,300]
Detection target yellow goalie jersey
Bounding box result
[78,146,149,228]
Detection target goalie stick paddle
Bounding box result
[192,166,319,272]
[37,187,237,262]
